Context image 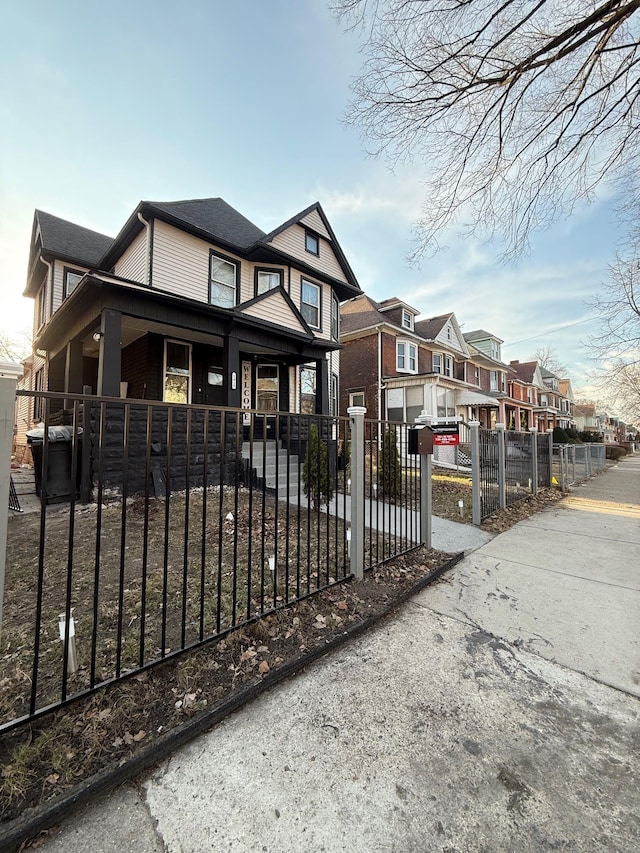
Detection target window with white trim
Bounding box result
[444,355,453,377]
[209,253,237,308]
[397,340,417,373]
[349,390,365,408]
[490,340,501,360]
[432,353,442,374]
[330,373,338,417]
[402,309,413,330]
[301,279,321,328]
[490,371,499,391]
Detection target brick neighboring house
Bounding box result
[22,198,362,425]
[339,297,506,425]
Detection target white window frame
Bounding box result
[331,293,339,340]
[163,339,192,404]
[397,340,417,374]
[301,278,321,329]
[63,268,84,299]
[432,353,442,374]
[401,309,413,331]
[444,355,453,378]
[349,390,365,408]
[209,252,237,309]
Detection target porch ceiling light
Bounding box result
[92,331,103,343]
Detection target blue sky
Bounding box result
[0,0,621,396]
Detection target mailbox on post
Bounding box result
[408,426,434,455]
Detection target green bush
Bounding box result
[380,426,401,499]
[565,427,581,443]
[302,423,334,508]
[580,430,603,443]
[553,426,569,443]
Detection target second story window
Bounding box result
[397,340,417,373]
[209,252,237,309]
[305,231,319,256]
[331,294,339,340]
[490,370,499,391]
[402,309,413,330]
[432,353,442,374]
[64,268,84,299]
[256,269,282,296]
[37,285,47,329]
[444,355,453,377]
[301,279,321,328]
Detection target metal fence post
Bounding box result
[530,428,538,495]
[0,361,23,643]
[347,406,366,580]
[415,413,432,547]
[469,421,481,526]
[496,422,506,509]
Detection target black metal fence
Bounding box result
[504,430,533,506]
[479,428,500,519]
[2,391,420,731]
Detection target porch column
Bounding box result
[96,309,121,397]
[224,332,241,408]
[315,356,329,415]
[64,339,84,403]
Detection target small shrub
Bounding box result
[606,445,627,460]
[580,430,603,443]
[553,426,569,443]
[302,423,334,508]
[380,426,401,499]
[565,427,581,443]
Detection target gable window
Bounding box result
[256,269,282,296]
[331,294,339,340]
[164,340,191,404]
[63,268,84,299]
[301,279,321,328]
[397,340,417,373]
[209,252,237,309]
[432,353,442,374]
[446,326,452,341]
[305,230,319,256]
[402,310,413,331]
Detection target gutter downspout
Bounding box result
[137,212,151,285]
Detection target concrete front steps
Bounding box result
[242,441,301,496]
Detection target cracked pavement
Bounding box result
[31,457,640,852]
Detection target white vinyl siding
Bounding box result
[435,321,465,353]
[241,290,307,333]
[290,276,332,341]
[115,229,148,283]
[152,220,250,303]
[269,225,348,284]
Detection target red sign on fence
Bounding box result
[433,433,460,446]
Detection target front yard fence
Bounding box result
[1,389,422,732]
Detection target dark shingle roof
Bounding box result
[509,361,539,383]
[463,329,504,344]
[340,295,384,335]
[36,210,113,266]
[414,314,451,341]
[148,198,265,249]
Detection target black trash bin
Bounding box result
[27,428,81,502]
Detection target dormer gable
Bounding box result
[377,297,419,332]
[235,285,313,338]
[416,312,469,356]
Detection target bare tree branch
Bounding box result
[332,0,640,258]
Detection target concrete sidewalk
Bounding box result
[16,457,640,852]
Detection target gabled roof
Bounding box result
[414,314,451,341]
[377,297,419,315]
[35,210,113,266]
[340,294,387,335]
[539,367,560,380]
[148,198,266,248]
[463,328,504,344]
[509,361,539,384]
